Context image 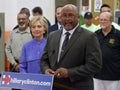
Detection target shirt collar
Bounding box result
[15,27,31,33]
[58,23,63,30]
[97,25,117,34]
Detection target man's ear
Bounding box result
[77,15,80,21]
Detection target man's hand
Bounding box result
[14,63,20,72]
[54,67,69,78]
[45,69,55,75]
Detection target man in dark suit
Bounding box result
[40,4,102,90]
[48,6,63,33]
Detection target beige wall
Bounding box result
[91,0,115,25]
[55,0,81,12]
[55,0,76,7]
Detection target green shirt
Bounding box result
[81,24,98,32]
[79,14,85,25]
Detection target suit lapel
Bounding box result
[58,26,82,64]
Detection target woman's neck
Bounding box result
[35,36,43,42]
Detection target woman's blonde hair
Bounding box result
[30,16,48,38]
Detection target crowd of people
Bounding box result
[5,4,120,90]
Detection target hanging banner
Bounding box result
[94,0,102,12]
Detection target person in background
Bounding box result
[94,12,120,90]
[81,12,98,32]
[40,4,102,90]
[96,4,120,30]
[20,16,48,74]
[32,6,51,27]
[13,7,30,30]
[48,6,63,33]
[5,12,32,90]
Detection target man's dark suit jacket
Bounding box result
[40,26,102,90]
[48,23,58,33]
[0,26,1,38]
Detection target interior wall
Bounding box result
[16,0,55,25]
[0,0,55,31]
[0,0,17,31]
[91,0,115,25]
[55,0,76,7]
[55,0,81,12]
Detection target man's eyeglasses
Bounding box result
[18,18,27,21]
[99,19,111,22]
[62,14,76,19]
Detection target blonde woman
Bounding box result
[20,16,48,74]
